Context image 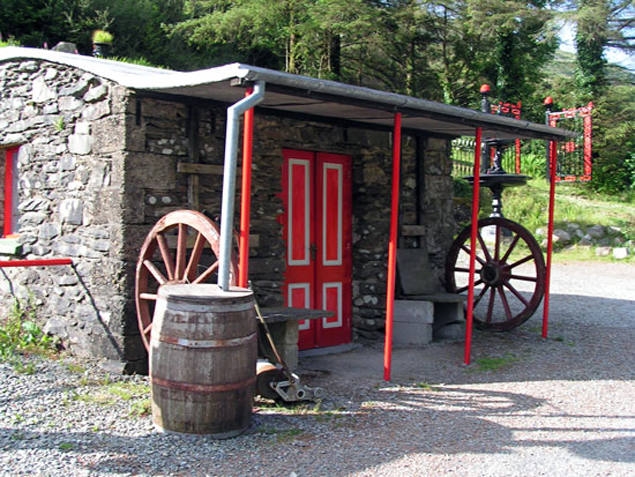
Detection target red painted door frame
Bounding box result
[281,149,352,350]
[3,147,19,237]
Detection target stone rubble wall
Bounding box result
[124,97,455,343]
[0,59,144,372]
[0,58,457,367]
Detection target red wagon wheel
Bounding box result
[135,210,239,350]
[445,217,546,331]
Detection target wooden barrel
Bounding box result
[150,284,256,437]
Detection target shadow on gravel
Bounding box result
[303,292,635,386]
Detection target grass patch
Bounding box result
[59,442,74,451]
[454,177,635,262]
[472,353,519,372]
[502,179,635,261]
[257,426,304,442]
[0,298,57,370]
[414,382,441,391]
[76,381,149,406]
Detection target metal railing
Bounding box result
[451,137,522,178]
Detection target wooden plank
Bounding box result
[404,293,467,303]
[259,307,334,324]
[177,162,242,175]
[188,174,200,211]
[165,233,259,249]
[402,225,426,236]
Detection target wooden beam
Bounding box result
[402,225,426,236]
[177,163,237,175]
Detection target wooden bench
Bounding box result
[258,307,334,371]
[395,248,466,345]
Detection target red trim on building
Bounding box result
[3,147,18,237]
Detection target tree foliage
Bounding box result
[1,0,634,192]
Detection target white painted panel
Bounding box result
[288,158,311,266]
[322,282,343,329]
[289,282,311,330]
[322,163,343,266]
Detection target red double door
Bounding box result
[281,149,352,350]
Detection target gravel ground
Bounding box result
[1,260,634,476]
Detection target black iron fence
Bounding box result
[451,137,528,178]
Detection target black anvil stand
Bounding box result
[444,85,546,332]
[464,139,530,220]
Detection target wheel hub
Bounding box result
[480,262,502,286]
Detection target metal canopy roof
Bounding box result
[1,47,576,141]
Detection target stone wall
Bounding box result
[0,57,457,368]
[122,96,455,342]
[0,59,144,372]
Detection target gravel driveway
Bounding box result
[1,260,634,476]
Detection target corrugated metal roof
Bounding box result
[1,47,575,140]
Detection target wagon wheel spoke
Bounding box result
[473,284,491,307]
[156,233,175,281]
[456,278,484,294]
[135,210,239,351]
[459,244,487,266]
[494,224,501,261]
[500,233,520,264]
[498,286,513,321]
[445,217,546,332]
[509,274,538,282]
[476,231,493,262]
[143,260,167,285]
[486,286,496,323]
[139,293,157,301]
[193,261,220,284]
[184,232,206,282]
[175,223,188,281]
[503,280,530,307]
[506,253,535,270]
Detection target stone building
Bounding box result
[0,47,569,372]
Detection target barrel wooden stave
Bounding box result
[150,284,256,437]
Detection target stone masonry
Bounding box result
[0,57,457,370]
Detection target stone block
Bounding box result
[613,247,630,260]
[433,322,465,341]
[68,133,92,154]
[392,300,433,346]
[59,198,84,225]
[32,76,56,103]
[432,302,464,330]
[0,238,22,255]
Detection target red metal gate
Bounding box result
[280,149,352,350]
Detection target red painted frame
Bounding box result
[238,87,255,288]
[547,102,593,182]
[3,147,19,237]
[383,113,402,381]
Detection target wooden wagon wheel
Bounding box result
[445,217,546,331]
[135,210,239,350]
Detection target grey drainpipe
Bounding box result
[218,80,265,291]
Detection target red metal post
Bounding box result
[464,127,483,366]
[238,87,255,288]
[542,140,558,338]
[0,259,72,268]
[383,112,402,381]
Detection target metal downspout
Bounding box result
[218,81,265,290]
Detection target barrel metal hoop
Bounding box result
[151,375,257,393]
[153,332,256,349]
